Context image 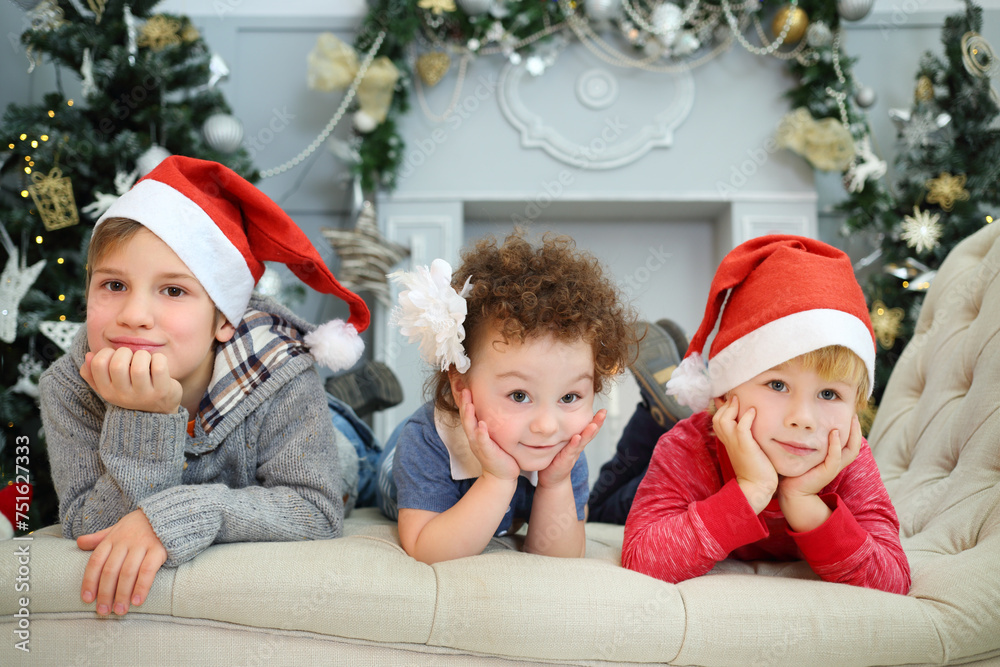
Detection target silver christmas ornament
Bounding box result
[651,2,684,35]
[136,144,172,176]
[854,86,877,108]
[837,0,875,22]
[457,0,492,15]
[202,113,244,154]
[806,21,832,48]
[584,0,621,22]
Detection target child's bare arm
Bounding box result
[524,410,605,558]
[398,390,519,563]
[76,509,167,616]
[397,474,517,563]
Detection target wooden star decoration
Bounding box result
[418,0,456,15]
[925,172,970,211]
[870,299,905,350]
[138,15,182,52]
[322,201,410,307]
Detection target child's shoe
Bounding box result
[325,360,403,419]
[629,319,693,429]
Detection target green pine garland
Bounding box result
[350,0,874,192]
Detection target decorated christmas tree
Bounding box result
[0,0,255,530]
[841,0,1000,406]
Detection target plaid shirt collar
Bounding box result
[195,308,311,435]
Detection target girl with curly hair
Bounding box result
[376,231,636,564]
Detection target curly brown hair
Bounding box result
[431,230,637,415]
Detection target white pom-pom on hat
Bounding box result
[665,352,712,411]
[305,319,365,371]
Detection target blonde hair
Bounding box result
[86,217,145,290]
[709,345,869,414]
[794,345,869,411]
[85,217,227,325]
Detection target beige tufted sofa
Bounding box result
[3,222,1000,666]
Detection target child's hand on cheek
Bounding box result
[458,389,520,482]
[712,395,778,513]
[537,409,606,489]
[780,414,863,499]
[81,348,183,414]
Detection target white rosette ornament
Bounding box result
[389,259,473,373]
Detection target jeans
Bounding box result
[327,393,382,509]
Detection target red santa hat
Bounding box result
[97,156,369,371]
[666,234,876,412]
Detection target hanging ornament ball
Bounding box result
[457,0,492,15]
[771,6,809,45]
[651,2,684,35]
[837,0,875,22]
[584,0,621,22]
[805,21,833,48]
[136,144,172,176]
[855,86,877,108]
[202,113,244,154]
[915,75,935,103]
[353,110,378,134]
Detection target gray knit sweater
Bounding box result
[39,295,344,566]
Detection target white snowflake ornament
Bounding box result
[900,206,943,254]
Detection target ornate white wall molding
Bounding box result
[497,59,694,170]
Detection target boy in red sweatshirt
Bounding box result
[622,235,910,594]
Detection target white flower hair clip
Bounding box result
[389,258,473,373]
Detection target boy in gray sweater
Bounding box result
[39,156,370,618]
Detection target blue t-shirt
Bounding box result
[392,401,590,537]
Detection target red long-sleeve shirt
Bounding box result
[622,412,911,594]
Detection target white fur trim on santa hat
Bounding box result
[304,319,365,371]
[98,179,256,325]
[707,309,876,404]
